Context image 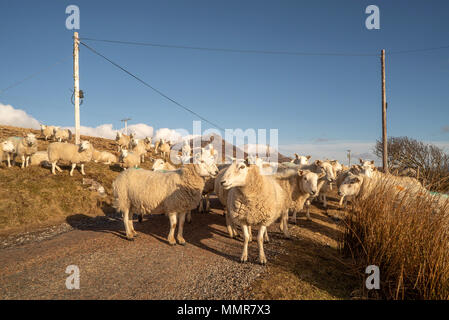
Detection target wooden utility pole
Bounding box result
[381,49,388,173]
[347,149,351,167]
[121,118,131,135]
[73,32,80,145]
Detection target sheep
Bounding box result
[359,158,375,170]
[291,154,311,165]
[7,133,38,168]
[155,139,171,159]
[53,128,72,142]
[152,158,176,171]
[119,149,141,170]
[40,124,58,141]
[30,150,52,168]
[47,140,93,176]
[221,162,294,264]
[1,140,15,168]
[92,148,117,165]
[144,137,154,152]
[112,151,219,244]
[116,132,131,152]
[130,138,147,163]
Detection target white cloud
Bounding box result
[244,144,278,155]
[0,103,40,129]
[123,123,154,139]
[154,128,183,143]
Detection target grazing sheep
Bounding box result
[291,154,311,165]
[7,133,38,168]
[1,140,15,168]
[116,132,131,152]
[40,124,58,141]
[221,162,291,264]
[152,158,176,171]
[30,150,52,168]
[130,138,147,163]
[119,149,141,170]
[53,128,72,142]
[112,151,218,244]
[47,141,93,176]
[92,148,117,165]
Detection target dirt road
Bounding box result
[0,196,356,300]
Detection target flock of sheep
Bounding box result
[1,126,446,265]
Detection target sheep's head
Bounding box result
[330,160,343,173]
[292,154,311,165]
[151,158,165,171]
[221,159,250,190]
[359,158,375,169]
[119,149,128,161]
[1,140,15,153]
[193,150,218,178]
[131,138,139,147]
[25,133,37,146]
[338,173,363,197]
[315,160,336,182]
[79,140,91,151]
[144,137,152,144]
[40,124,46,131]
[297,170,322,196]
[116,132,122,140]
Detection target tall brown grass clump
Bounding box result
[342,179,449,299]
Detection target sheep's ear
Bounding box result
[294,153,299,159]
[315,159,322,165]
[370,160,375,165]
[244,158,250,166]
[359,158,363,164]
[306,155,311,160]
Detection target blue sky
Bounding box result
[1,0,448,162]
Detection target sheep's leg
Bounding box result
[226,210,236,238]
[280,211,290,239]
[80,164,86,175]
[186,211,192,223]
[21,155,25,169]
[205,194,210,212]
[292,210,297,224]
[167,213,177,246]
[7,154,11,168]
[339,195,345,206]
[248,226,252,243]
[55,164,62,172]
[198,197,204,213]
[306,204,311,220]
[69,163,76,176]
[123,208,133,240]
[25,156,29,167]
[323,194,327,208]
[240,224,250,263]
[264,229,270,243]
[51,161,57,175]
[257,226,267,265]
[176,212,186,245]
[128,215,137,237]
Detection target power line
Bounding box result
[79,41,226,132]
[79,37,379,57]
[0,57,70,95]
[388,45,449,55]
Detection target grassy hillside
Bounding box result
[0,125,157,234]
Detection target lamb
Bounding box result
[7,133,38,168]
[30,150,52,168]
[92,148,117,165]
[116,132,131,152]
[221,161,291,264]
[112,151,218,244]
[40,124,58,141]
[47,140,93,176]
[53,128,72,142]
[152,158,176,171]
[1,140,15,168]
[130,138,147,163]
[119,149,141,170]
[291,154,311,165]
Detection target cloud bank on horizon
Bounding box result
[3,103,447,166]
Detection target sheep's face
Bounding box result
[298,170,321,196]
[120,149,128,161]
[293,154,311,165]
[144,137,152,144]
[221,160,249,190]
[193,152,218,177]
[79,141,91,151]
[131,138,139,147]
[359,159,375,169]
[1,141,15,153]
[40,124,46,131]
[330,160,343,173]
[315,160,336,182]
[25,134,37,146]
[338,173,363,197]
[152,159,165,171]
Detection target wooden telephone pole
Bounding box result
[121,118,132,135]
[381,49,388,173]
[73,32,81,145]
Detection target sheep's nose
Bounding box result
[221,180,226,186]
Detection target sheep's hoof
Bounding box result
[168,240,176,246]
[177,239,186,246]
[259,259,267,266]
[240,258,247,264]
[126,236,134,241]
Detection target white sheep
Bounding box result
[155,139,171,159]
[221,161,291,264]
[1,140,15,168]
[152,158,176,171]
[47,140,93,176]
[40,124,58,141]
[116,132,131,152]
[53,128,72,142]
[119,149,141,170]
[130,138,147,163]
[291,154,311,165]
[112,151,218,244]
[92,148,117,165]
[7,133,38,168]
[30,150,52,168]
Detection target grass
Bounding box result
[341,178,449,299]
